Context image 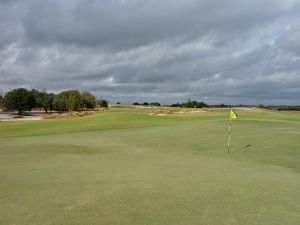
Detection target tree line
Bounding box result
[131,100,208,108]
[133,102,161,106]
[170,100,208,108]
[0,88,108,115]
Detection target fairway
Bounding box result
[0,109,300,225]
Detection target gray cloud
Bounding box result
[0,0,300,105]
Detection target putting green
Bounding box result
[0,109,299,225]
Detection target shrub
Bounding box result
[96,99,108,108]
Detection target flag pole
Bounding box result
[227,110,232,156]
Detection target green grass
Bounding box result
[0,108,300,225]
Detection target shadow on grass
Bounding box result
[231,144,252,155]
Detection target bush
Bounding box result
[96,99,108,108]
[258,104,271,109]
[150,102,161,106]
[170,103,183,107]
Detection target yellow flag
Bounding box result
[230,110,237,120]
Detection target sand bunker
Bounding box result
[0,112,43,121]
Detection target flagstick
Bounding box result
[227,111,232,156]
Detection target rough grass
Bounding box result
[0,108,299,225]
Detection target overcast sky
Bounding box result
[0,0,300,105]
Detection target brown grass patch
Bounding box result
[149,108,209,115]
[43,111,93,120]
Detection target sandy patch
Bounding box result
[1,117,42,122]
[149,109,207,116]
[232,107,262,112]
[189,110,206,113]
[0,112,44,122]
[156,113,168,116]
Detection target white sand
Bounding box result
[0,113,43,121]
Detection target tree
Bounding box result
[0,94,3,107]
[53,92,67,111]
[96,99,108,108]
[81,91,96,109]
[258,104,272,110]
[150,102,161,106]
[4,88,36,115]
[54,90,82,111]
[30,89,42,108]
[170,100,208,108]
[215,103,227,108]
[31,89,55,113]
[67,90,82,111]
[170,103,183,107]
[40,92,55,113]
[183,100,208,108]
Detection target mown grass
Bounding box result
[0,108,299,225]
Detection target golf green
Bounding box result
[0,109,299,225]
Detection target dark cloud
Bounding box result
[0,0,300,105]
